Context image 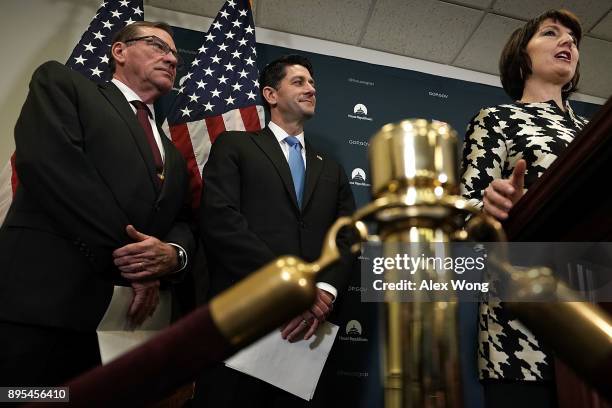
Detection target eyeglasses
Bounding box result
[124,35,183,68]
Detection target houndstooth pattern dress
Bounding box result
[460,100,588,381]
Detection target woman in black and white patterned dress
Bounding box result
[460,9,587,408]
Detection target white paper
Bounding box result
[225,322,339,401]
[96,285,171,364]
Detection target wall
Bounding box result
[0,0,103,159]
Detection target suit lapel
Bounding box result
[303,142,323,210]
[250,127,300,210]
[157,129,177,200]
[98,82,161,194]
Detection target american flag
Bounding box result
[162,0,264,210]
[0,0,143,224]
[66,0,144,83]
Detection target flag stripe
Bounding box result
[10,153,18,194]
[205,116,227,145]
[222,109,246,132]
[240,105,263,132]
[0,159,14,225]
[186,120,212,174]
[169,122,203,210]
[256,106,265,129]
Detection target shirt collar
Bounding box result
[268,121,305,148]
[111,78,156,120]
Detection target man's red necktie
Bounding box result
[131,100,164,183]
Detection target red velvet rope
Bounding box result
[27,305,233,407]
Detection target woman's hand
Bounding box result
[483,159,526,220]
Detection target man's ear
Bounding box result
[111,42,127,68]
[262,86,276,107]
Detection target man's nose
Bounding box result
[305,82,316,95]
[163,51,178,68]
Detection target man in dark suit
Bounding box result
[198,55,355,406]
[0,21,195,386]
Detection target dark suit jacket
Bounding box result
[0,61,195,331]
[200,127,355,298]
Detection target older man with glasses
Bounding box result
[0,21,195,387]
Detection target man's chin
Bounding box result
[155,80,174,95]
[302,108,316,119]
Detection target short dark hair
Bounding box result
[258,55,314,110]
[109,21,174,73]
[499,9,582,101]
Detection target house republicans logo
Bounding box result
[352,168,366,181]
[346,320,362,336]
[348,103,373,121]
[353,104,368,115]
[339,319,368,342]
[349,167,371,187]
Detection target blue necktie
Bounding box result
[285,136,305,208]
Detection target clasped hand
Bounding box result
[280,288,334,342]
[112,225,178,281]
[112,225,178,327]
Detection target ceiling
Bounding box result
[146,0,612,99]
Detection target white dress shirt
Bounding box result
[268,121,306,168]
[111,78,165,162]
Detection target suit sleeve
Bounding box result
[13,61,130,275]
[200,132,277,279]
[161,154,197,282]
[163,214,195,262]
[316,163,357,293]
